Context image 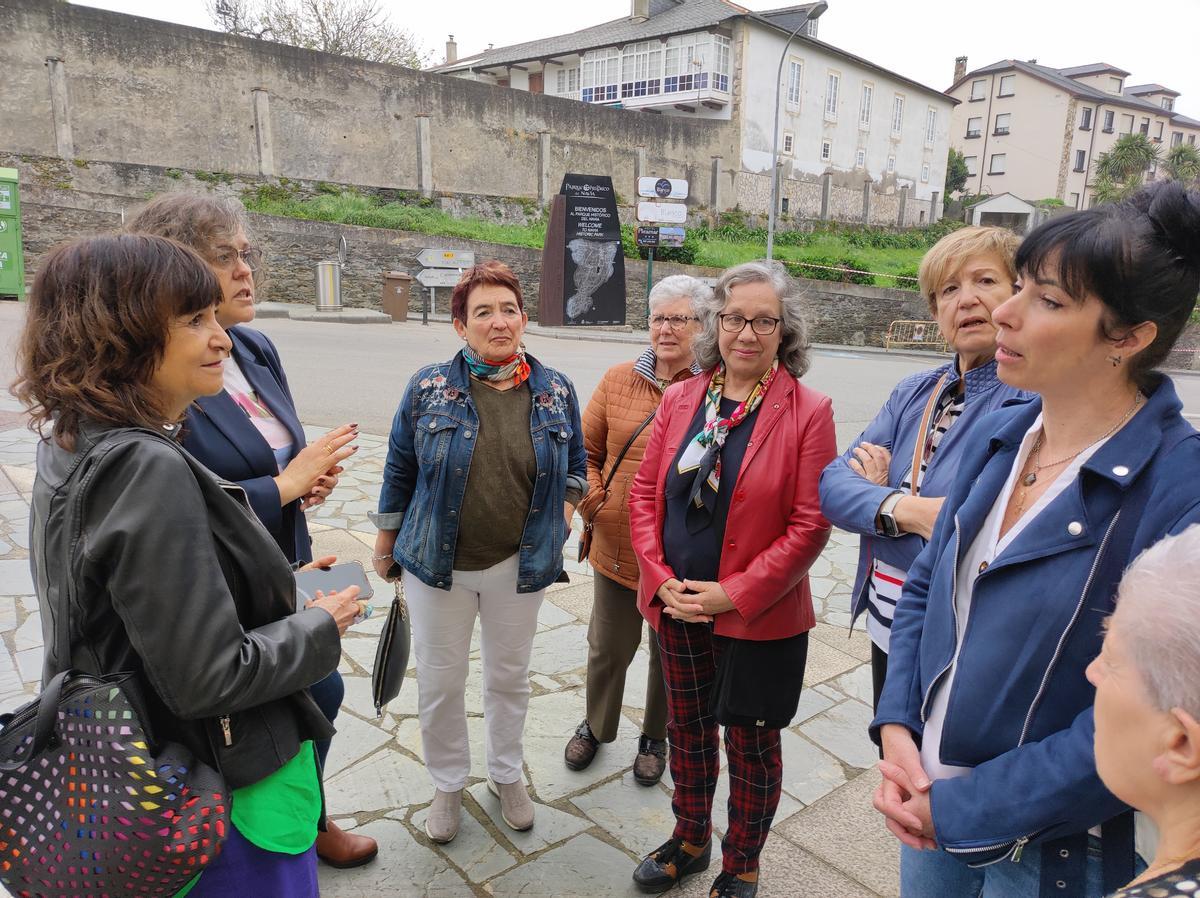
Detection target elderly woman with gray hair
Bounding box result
[627,260,837,898]
[564,275,708,787]
[1088,525,1200,897]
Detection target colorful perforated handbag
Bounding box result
[0,668,229,897]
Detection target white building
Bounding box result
[431,0,954,222]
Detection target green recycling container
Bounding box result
[0,168,25,299]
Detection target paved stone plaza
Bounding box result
[0,388,899,898]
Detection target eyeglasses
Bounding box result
[211,246,263,272]
[718,313,782,336]
[649,314,697,330]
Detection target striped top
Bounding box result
[867,388,965,652]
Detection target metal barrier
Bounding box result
[884,320,949,352]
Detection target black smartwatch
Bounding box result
[878,491,904,538]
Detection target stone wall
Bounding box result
[2,0,736,209]
[735,171,935,228]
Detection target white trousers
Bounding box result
[403,554,544,792]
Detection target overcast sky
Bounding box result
[77,0,1200,112]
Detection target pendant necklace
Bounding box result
[1020,392,1144,492]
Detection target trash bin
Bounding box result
[0,168,25,300]
[314,260,342,311]
[381,271,413,321]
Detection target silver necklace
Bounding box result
[1021,393,1143,488]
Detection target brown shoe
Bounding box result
[565,719,600,771]
[633,735,667,786]
[315,818,379,869]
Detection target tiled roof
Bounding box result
[954,60,1166,116]
[1057,62,1131,78]
[429,0,753,72]
[1171,113,1200,128]
[1125,83,1180,97]
[430,0,950,101]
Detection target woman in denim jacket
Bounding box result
[372,261,586,845]
[872,183,1200,898]
[819,226,1025,712]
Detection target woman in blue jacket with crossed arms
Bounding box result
[872,181,1200,898]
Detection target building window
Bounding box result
[821,139,832,162]
[1110,76,1123,93]
[555,66,580,98]
[970,79,986,101]
[1155,121,1164,142]
[663,32,728,95]
[712,35,731,92]
[1070,191,1080,208]
[887,155,896,173]
[1191,135,1196,146]
[925,107,937,146]
[860,82,873,128]
[998,74,1015,97]
[966,116,982,138]
[921,163,930,182]
[783,131,794,155]
[804,17,818,37]
[786,59,802,108]
[964,155,978,176]
[1172,131,1183,147]
[989,153,1006,174]
[855,148,866,168]
[1139,117,1150,136]
[824,71,840,120]
[781,196,789,214]
[1079,107,1092,130]
[1102,110,1115,133]
[1121,114,1134,134]
[1162,97,1175,111]
[891,94,904,135]
[993,112,1011,135]
[619,41,663,98]
[581,48,620,103]
[1074,149,1086,172]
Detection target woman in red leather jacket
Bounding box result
[627,260,837,898]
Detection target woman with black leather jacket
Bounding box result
[15,234,362,896]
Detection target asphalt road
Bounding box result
[1,301,1198,445]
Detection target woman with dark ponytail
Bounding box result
[871,181,1200,898]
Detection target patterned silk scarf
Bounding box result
[463,344,531,387]
[676,360,778,532]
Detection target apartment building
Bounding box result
[947,58,1200,209]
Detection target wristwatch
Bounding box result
[878,491,904,538]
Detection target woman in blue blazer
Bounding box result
[819,226,1026,711]
[127,194,375,869]
[871,182,1200,898]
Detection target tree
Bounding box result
[945,148,969,196]
[1162,143,1200,186]
[208,0,429,68]
[1091,133,1160,204]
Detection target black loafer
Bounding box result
[564,719,601,771]
[708,871,758,898]
[632,837,712,893]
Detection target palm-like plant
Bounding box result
[1091,133,1161,204]
[1162,143,1200,185]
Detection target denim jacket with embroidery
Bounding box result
[375,351,587,593]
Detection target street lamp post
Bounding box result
[766,1,827,260]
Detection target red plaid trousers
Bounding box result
[656,615,785,875]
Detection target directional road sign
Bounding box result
[637,202,687,224]
[416,268,464,288]
[417,249,475,269]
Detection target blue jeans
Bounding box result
[900,841,1104,898]
[308,668,344,768]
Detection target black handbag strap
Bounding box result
[602,410,656,493]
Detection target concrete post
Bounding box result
[710,156,722,210]
[45,57,74,159]
[635,146,646,184]
[251,88,275,176]
[929,190,941,223]
[820,173,832,220]
[537,131,552,210]
[416,115,433,198]
[897,185,909,227]
[862,180,872,224]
